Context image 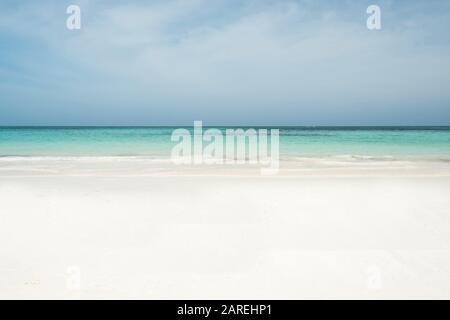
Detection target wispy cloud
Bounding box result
[1,0,450,125]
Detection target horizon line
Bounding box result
[1,125,450,129]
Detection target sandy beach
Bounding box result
[2,0,450,303]
[1,158,450,299]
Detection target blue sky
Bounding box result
[1,0,450,126]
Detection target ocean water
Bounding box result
[0,126,449,160]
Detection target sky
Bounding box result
[0,0,450,126]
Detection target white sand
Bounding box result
[1,158,450,299]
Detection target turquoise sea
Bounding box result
[0,127,449,160]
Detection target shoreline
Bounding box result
[1,156,449,177]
